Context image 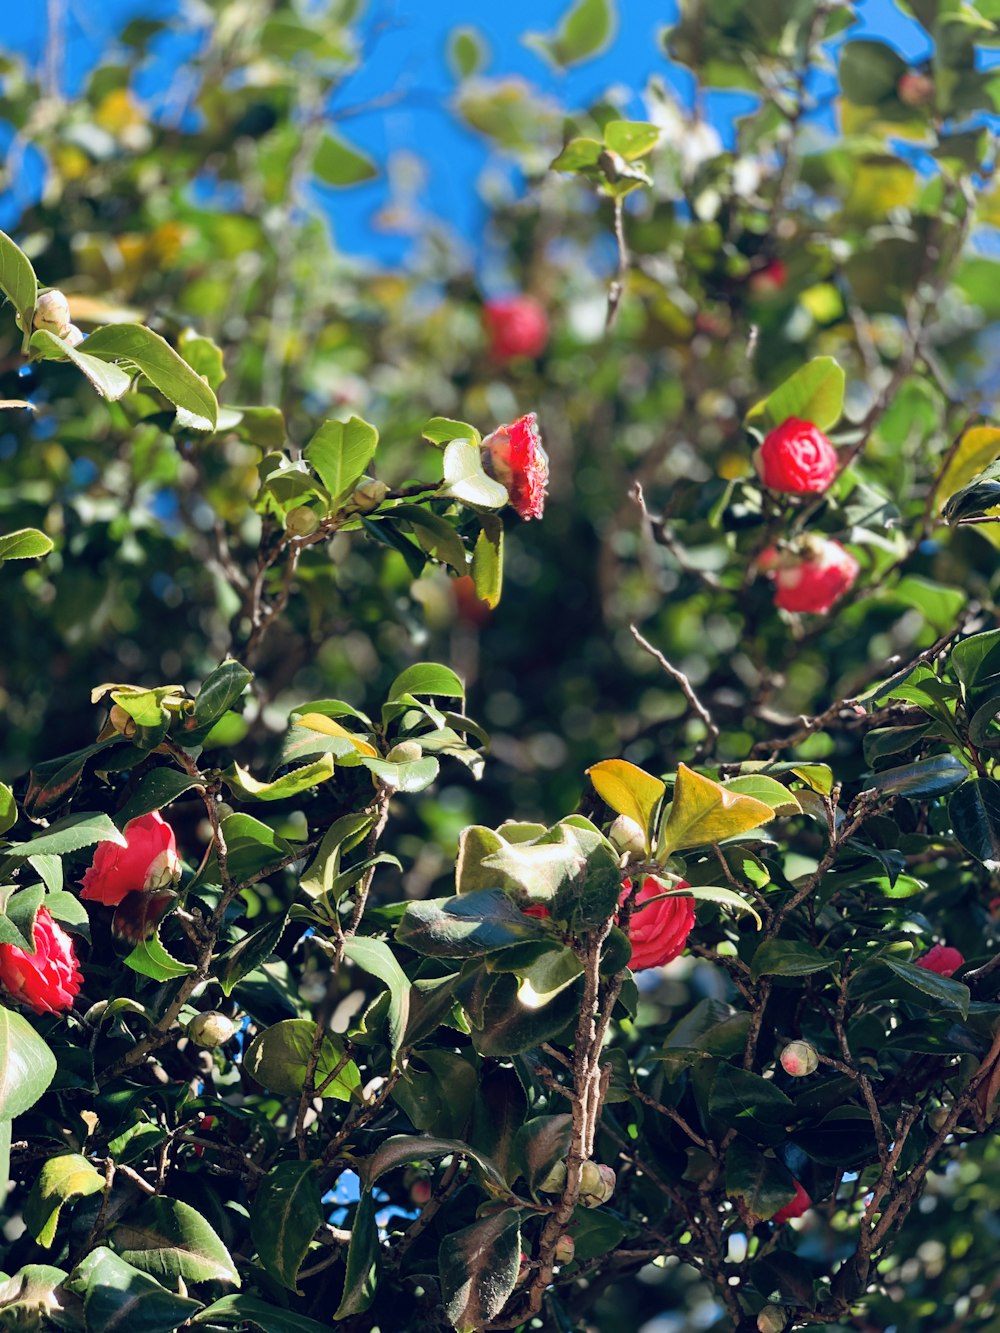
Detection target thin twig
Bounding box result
[629,623,720,756]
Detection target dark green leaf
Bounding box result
[949,777,1000,870]
[112,1197,239,1285]
[342,936,411,1060]
[244,1019,360,1100]
[749,939,836,983]
[396,889,547,958]
[66,1247,201,1332]
[725,1139,798,1221]
[863,753,968,799]
[215,915,288,997]
[5,811,127,860]
[360,1133,508,1194]
[251,1161,322,1292]
[0,1005,56,1118]
[0,229,38,337]
[194,1295,329,1331]
[334,1190,378,1318]
[514,1113,573,1198]
[115,769,202,825]
[439,1209,521,1333]
[708,1066,794,1145]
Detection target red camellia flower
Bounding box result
[773,1180,811,1224]
[483,295,549,361]
[619,877,696,971]
[753,417,839,494]
[481,413,549,520]
[916,943,964,978]
[521,903,551,920]
[80,810,181,906]
[758,539,859,615]
[0,906,83,1015]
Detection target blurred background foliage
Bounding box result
[6,0,1000,1327]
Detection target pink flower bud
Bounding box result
[409,1177,433,1206]
[483,295,549,361]
[780,1040,819,1077]
[916,944,964,978]
[898,72,934,107]
[753,418,839,495]
[553,1234,575,1264]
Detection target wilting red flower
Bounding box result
[80,811,180,906]
[754,418,839,494]
[481,413,549,520]
[619,877,695,971]
[483,295,549,361]
[0,906,82,1015]
[758,539,859,615]
[521,903,552,920]
[773,1180,811,1224]
[916,944,964,978]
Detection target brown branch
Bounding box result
[629,623,720,756]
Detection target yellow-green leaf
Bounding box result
[658,764,775,855]
[935,425,1000,514]
[586,759,664,845]
[293,714,378,757]
[24,1153,104,1248]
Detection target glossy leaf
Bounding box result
[360,1133,509,1194]
[0,528,53,562]
[723,775,802,815]
[0,1004,56,1118]
[304,416,378,507]
[749,356,846,432]
[343,935,411,1060]
[24,1153,104,1247]
[863,753,969,799]
[5,811,127,859]
[251,1160,322,1292]
[66,1247,201,1332]
[396,889,547,957]
[0,229,38,336]
[439,1208,521,1333]
[750,939,836,983]
[112,1196,239,1285]
[725,1139,798,1221]
[30,327,133,399]
[80,322,219,426]
[334,1190,378,1318]
[124,930,195,981]
[215,914,288,997]
[949,777,1000,870]
[587,758,664,842]
[472,514,504,607]
[222,755,336,801]
[659,764,774,855]
[194,1295,329,1331]
[244,1019,360,1100]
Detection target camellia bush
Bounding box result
[7,0,1000,1330]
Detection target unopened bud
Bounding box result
[188,1011,237,1048]
[516,1251,531,1284]
[386,740,422,764]
[352,478,389,512]
[63,323,85,348]
[579,1161,615,1207]
[409,1177,433,1206]
[608,814,646,856]
[757,1305,787,1333]
[33,289,71,335]
[553,1234,575,1264]
[108,703,137,737]
[898,71,934,108]
[780,1040,819,1078]
[536,1159,567,1194]
[285,506,321,537]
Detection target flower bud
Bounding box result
[386,741,422,764]
[780,1040,819,1078]
[33,289,71,335]
[108,703,137,737]
[352,479,389,512]
[579,1161,615,1207]
[757,1305,787,1333]
[63,324,85,348]
[608,814,646,857]
[285,506,321,537]
[553,1234,575,1265]
[187,1011,237,1048]
[536,1159,567,1194]
[898,71,934,107]
[409,1177,433,1206]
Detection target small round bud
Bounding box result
[33,289,71,334]
[579,1161,615,1208]
[780,1040,819,1078]
[928,1108,950,1132]
[553,1234,575,1265]
[108,703,137,737]
[608,814,646,857]
[285,506,321,537]
[62,324,85,348]
[409,1177,433,1206]
[386,740,422,764]
[536,1159,567,1194]
[757,1305,787,1333]
[898,71,934,108]
[352,479,389,512]
[188,1011,237,1048]
[516,1251,531,1284]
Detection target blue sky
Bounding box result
[1,0,923,265]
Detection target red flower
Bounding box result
[0,906,83,1015]
[759,539,859,615]
[521,903,551,920]
[916,944,964,978]
[619,877,695,971]
[481,413,549,520]
[773,1179,811,1224]
[753,418,839,494]
[749,259,788,298]
[80,811,181,907]
[483,295,549,361]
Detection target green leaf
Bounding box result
[0,229,38,339]
[358,754,440,792]
[723,775,802,815]
[359,1133,508,1195]
[949,777,1000,870]
[514,1113,573,1197]
[181,659,253,743]
[66,1247,201,1332]
[471,514,504,607]
[551,136,604,171]
[525,0,618,68]
[750,939,836,983]
[441,438,509,510]
[439,1208,521,1333]
[603,119,660,160]
[24,1153,104,1248]
[935,425,1000,511]
[863,753,969,799]
[393,504,467,573]
[422,417,481,448]
[792,1106,883,1170]
[251,1161,322,1292]
[0,1005,56,1118]
[334,1191,378,1318]
[878,957,971,1018]
[178,330,226,390]
[194,1295,330,1332]
[222,755,335,802]
[725,1139,798,1221]
[114,768,202,826]
[0,528,53,562]
[0,782,15,837]
[305,416,379,507]
[708,1066,794,1146]
[299,813,375,898]
[342,936,411,1061]
[680,884,762,929]
[25,738,124,817]
[469,1065,527,1184]
[30,327,133,400]
[215,915,288,997]
[396,889,547,958]
[387,662,465,704]
[112,1197,239,1285]
[4,811,127,859]
[124,931,196,982]
[244,1019,360,1100]
[587,758,664,844]
[214,813,294,885]
[839,39,910,105]
[79,323,219,426]
[0,883,44,949]
[313,132,379,187]
[448,26,489,79]
[658,764,774,855]
[469,968,581,1057]
[392,1049,478,1138]
[749,356,846,432]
